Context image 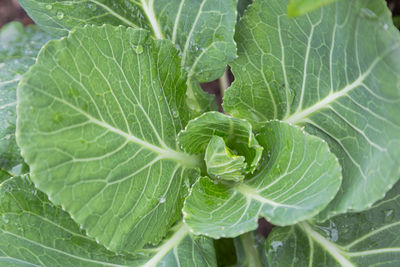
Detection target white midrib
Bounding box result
[344,221,400,249]
[180,0,207,68]
[235,184,300,209]
[299,222,355,267]
[141,223,189,267]
[91,0,162,39]
[90,0,139,29]
[284,45,397,124]
[89,117,200,167]
[0,78,20,86]
[0,101,17,110]
[30,87,200,168]
[1,230,127,267]
[172,0,186,43]
[0,257,38,266]
[285,69,369,124]
[140,0,164,39]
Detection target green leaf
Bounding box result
[265,180,400,266]
[16,25,202,252]
[287,0,338,17]
[178,111,263,174]
[234,232,267,267]
[205,136,247,182]
[186,79,218,117]
[19,0,239,114]
[0,169,10,183]
[0,22,50,175]
[223,0,400,220]
[0,175,217,267]
[183,121,341,238]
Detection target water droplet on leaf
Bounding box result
[2,215,9,224]
[360,8,377,19]
[56,11,64,20]
[384,209,394,222]
[132,45,143,54]
[172,109,179,118]
[45,4,52,10]
[270,241,283,252]
[159,197,166,203]
[88,3,97,11]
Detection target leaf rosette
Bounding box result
[178,111,263,182]
[180,114,342,238]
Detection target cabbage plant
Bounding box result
[1,0,400,266]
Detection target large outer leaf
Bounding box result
[0,175,217,267]
[223,0,400,220]
[18,0,238,113]
[16,25,202,252]
[0,22,50,175]
[183,121,341,238]
[265,180,400,266]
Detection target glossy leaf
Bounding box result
[17,25,202,252]
[205,136,247,182]
[287,0,338,17]
[178,111,263,174]
[266,180,400,266]
[183,121,341,238]
[19,0,239,114]
[223,0,400,220]
[0,175,217,267]
[0,22,50,174]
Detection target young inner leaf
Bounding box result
[205,135,247,181]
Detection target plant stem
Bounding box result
[239,232,263,267]
[218,68,230,97]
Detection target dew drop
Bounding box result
[11,164,23,176]
[2,215,9,224]
[56,11,64,20]
[270,241,283,252]
[158,95,163,102]
[241,66,247,72]
[88,3,97,11]
[384,24,389,30]
[384,209,394,222]
[45,4,52,10]
[159,197,166,203]
[133,45,143,54]
[172,109,179,118]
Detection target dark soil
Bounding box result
[0,0,32,27]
